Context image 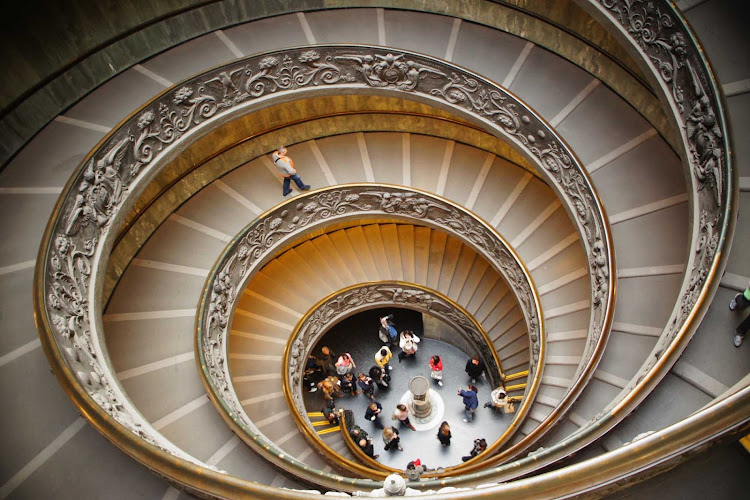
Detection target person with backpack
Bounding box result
[379,314,399,347]
[369,365,390,389]
[272,145,311,196]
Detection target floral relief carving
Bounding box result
[197,186,543,441]
[30,1,729,491]
[594,0,730,394]
[600,1,725,208]
[41,45,625,464]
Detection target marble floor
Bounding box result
[303,308,512,470]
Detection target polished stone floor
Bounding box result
[303,308,512,470]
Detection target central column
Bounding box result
[408,375,432,418]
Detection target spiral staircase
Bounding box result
[1,1,748,499]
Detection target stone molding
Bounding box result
[35,44,620,493]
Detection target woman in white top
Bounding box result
[397,331,420,362]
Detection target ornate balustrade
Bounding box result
[281,281,514,475]
[382,0,740,483]
[34,43,615,497]
[197,186,543,483]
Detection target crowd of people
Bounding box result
[303,313,515,468]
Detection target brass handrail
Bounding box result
[339,410,395,473]
[35,42,632,496]
[198,184,544,484]
[278,279,520,477]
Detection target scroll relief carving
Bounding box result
[199,186,542,442]
[41,46,610,463]
[286,283,504,414]
[596,0,730,379]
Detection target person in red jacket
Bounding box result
[429,355,443,387]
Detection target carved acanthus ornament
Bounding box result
[587,0,732,399]
[38,46,612,481]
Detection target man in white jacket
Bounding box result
[272,146,311,196]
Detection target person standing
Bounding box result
[358,437,379,459]
[375,346,393,372]
[319,346,337,375]
[437,421,451,446]
[458,384,479,422]
[379,314,399,348]
[484,386,509,412]
[369,365,390,388]
[465,355,485,383]
[357,372,376,400]
[429,355,443,387]
[272,146,311,196]
[729,280,750,347]
[340,372,359,396]
[335,352,356,376]
[382,426,402,452]
[322,406,339,425]
[350,425,369,442]
[365,401,384,429]
[303,355,323,392]
[398,331,420,362]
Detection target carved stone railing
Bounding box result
[34,45,613,496]
[579,0,735,403]
[286,282,504,412]
[197,186,543,482]
[281,281,512,475]
[391,0,740,484]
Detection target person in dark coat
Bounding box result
[461,438,487,462]
[320,346,338,375]
[458,384,479,422]
[357,372,376,400]
[369,365,390,388]
[350,425,369,442]
[382,426,402,451]
[340,372,358,396]
[303,355,323,392]
[322,406,339,425]
[465,355,485,383]
[436,421,451,446]
[365,401,384,429]
[358,437,379,459]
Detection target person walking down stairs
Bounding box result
[272,145,311,196]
